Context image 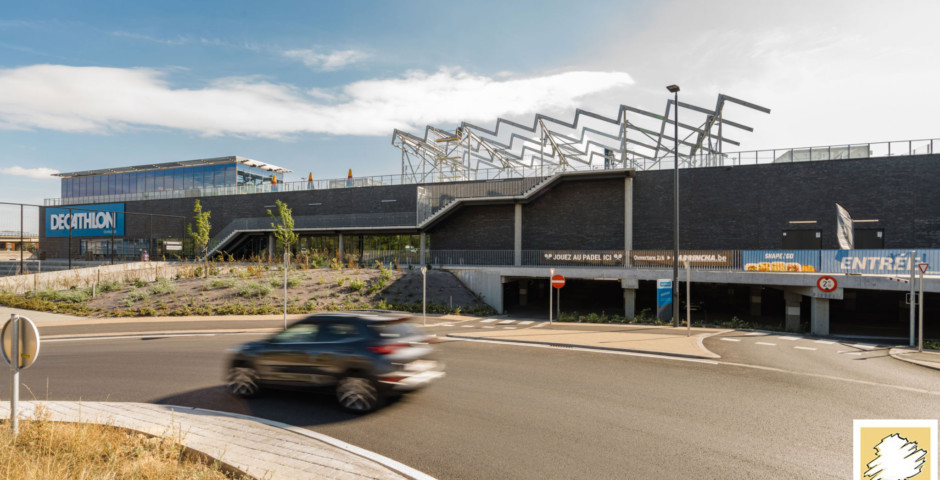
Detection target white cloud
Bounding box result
[0,65,634,137]
[0,166,59,179]
[111,31,190,46]
[283,48,369,71]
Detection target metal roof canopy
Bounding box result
[392,93,769,182]
[54,155,292,178]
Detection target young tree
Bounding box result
[267,199,298,255]
[186,199,211,277]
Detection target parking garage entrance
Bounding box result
[502,277,625,319]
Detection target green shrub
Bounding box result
[149,278,176,295]
[349,278,365,291]
[205,278,236,290]
[236,281,272,298]
[132,278,147,288]
[336,277,347,287]
[97,280,122,293]
[126,290,150,303]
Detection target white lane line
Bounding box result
[838,351,862,355]
[503,327,517,330]
[497,320,515,325]
[533,323,547,328]
[794,346,817,351]
[755,342,777,346]
[814,340,836,345]
[721,338,741,342]
[44,333,218,342]
[853,344,877,349]
[461,325,474,328]
[779,336,801,341]
[518,321,534,325]
[480,319,497,323]
[744,332,765,336]
[441,324,454,327]
[482,326,495,329]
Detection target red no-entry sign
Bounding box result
[551,274,566,289]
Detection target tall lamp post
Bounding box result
[666,84,680,327]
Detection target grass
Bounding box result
[205,278,236,290]
[149,277,176,295]
[0,409,248,480]
[236,281,272,298]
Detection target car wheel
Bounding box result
[227,366,261,397]
[336,376,380,413]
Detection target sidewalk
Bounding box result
[889,347,940,371]
[0,401,423,480]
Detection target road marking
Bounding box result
[518,321,534,325]
[44,333,220,342]
[853,344,877,349]
[503,327,517,330]
[718,361,940,397]
[533,323,547,328]
[497,320,515,325]
[482,326,495,329]
[779,336,801,341]
[744,332,765,336]
[441,323,454,327]
[721,338,741,342]
[480,319,497,323]
[755,342,776,346]
[814,340,835,345]
[794,346,817,351]
[461,325,474,328]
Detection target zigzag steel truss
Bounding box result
[392,93,770,181]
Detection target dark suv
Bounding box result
[225,312,445,413]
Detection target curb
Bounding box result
[888,347,940,372]
[446,333,718,361]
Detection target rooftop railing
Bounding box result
[45,137,939,206]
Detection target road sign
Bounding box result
[919,263,930,274]
[551,274,566,289]
[816,275,838,293]
[2,315,40,369]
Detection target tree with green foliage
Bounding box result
[267,199,298,255]
[186,199,211,277]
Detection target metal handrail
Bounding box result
[44,138,940,206]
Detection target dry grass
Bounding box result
[0,408,250,480]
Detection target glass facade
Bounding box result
[62,163,243,199]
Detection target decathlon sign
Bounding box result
[45,203,125,237]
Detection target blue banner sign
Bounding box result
[656,279,673,322]
[743,250,820,272]
[46,203,125,237]
[820,249,940,275]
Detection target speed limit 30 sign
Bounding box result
[817,275,838,293]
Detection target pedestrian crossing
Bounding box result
[429,318,547,330]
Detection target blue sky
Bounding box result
[1,0,938,206]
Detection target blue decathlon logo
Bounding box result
[46,203,125,237]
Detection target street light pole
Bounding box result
[667,84,680,328]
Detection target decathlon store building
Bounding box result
[38,143,940,341]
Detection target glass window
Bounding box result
[195,166,205,189]
[213,164,225,187]
[146,171,155,192]
[224,164,236,186]
[136,171,145,193]
[183,167,193,189]
[174,169,183,191]
[271,322,319,343]
[93,176,101,196]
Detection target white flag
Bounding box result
[836,203,853,250]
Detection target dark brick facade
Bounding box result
[632,153,940,249]
[40,153,940,257]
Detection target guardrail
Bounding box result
[45,138,940,206]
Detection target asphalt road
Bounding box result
[4,321,940,479]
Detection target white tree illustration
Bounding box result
[865,433,927,480]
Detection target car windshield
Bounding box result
[368,320,422,340]
[270,323,318,343]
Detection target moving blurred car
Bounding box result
[225,312,444,413]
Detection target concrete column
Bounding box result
[783,291,802,332]
[514,203,522,266]
[519,280,528,306]
[811,297,830,336]
[624,288,636,319]
[419,232,426,265]
[624,177,633,255]
[338,233,344,260]
[749,286,762,317]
